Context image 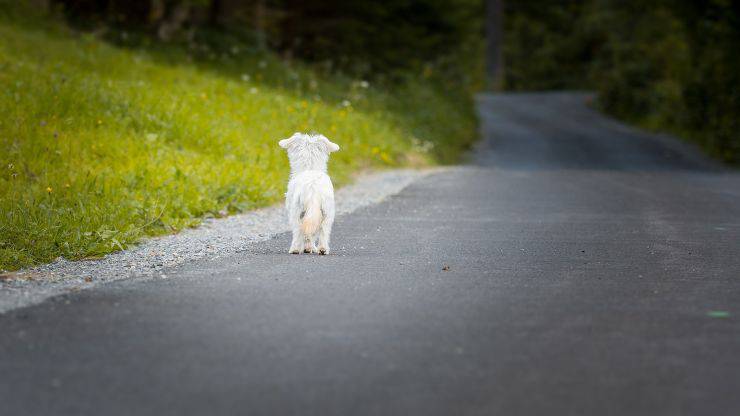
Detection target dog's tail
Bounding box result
[301,191,322,236]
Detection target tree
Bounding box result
[485,0,504,90]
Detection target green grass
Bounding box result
[0,7,478,271]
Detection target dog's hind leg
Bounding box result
[317,199,334,255]
[289,227,304,254]
[317,219,333,255]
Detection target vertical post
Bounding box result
[486,0,505,90]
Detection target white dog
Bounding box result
[279,132,340,254]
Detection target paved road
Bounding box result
[2,93,739,415]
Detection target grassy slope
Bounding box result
[0,10,477,270]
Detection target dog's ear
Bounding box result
[278,132,301,149]
[319,135,340,153]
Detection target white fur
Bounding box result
[279,132,340,254]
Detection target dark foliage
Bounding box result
[277,0,482,75]
[48,0,483,85]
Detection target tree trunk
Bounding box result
[255,0,266,49]
[485,0,505,90]
[209,0,223,26]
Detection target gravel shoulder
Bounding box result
[0,168,438,314]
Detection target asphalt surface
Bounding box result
[2,92,739,415]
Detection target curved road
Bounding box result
[2,93,739,415]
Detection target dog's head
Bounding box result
[279,132,340,173]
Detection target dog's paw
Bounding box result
[318,247,329,255]
[289,248,301,254]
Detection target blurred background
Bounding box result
[0,0,738,271]
[21,0,740,167]
[35,0,486,84]
[502,0,740,165]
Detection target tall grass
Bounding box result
[0,9,478,270]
